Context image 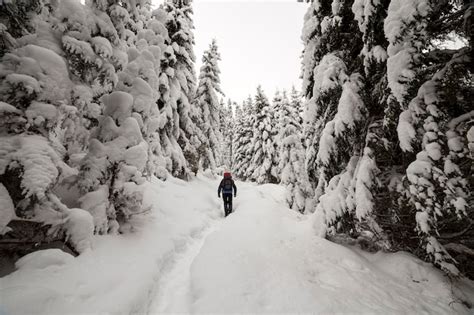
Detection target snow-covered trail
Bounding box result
[149,180,473,314]
[148,221,221,314]
[146,180,257,314]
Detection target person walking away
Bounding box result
[218,172,237,216]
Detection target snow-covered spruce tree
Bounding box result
[301,0,360,200]
[87,0,135,45]
[78,91,148,234]
[302,0,473,277]
[151,7,188,177]
[277,91,313,213]
[302,0,395,249]
[49,0,128,161]
[78,0,169,234]
[233,96,254,180]
[0,0,42,57]
[247,86,279,184]
[271,90,283,133]
[349,0,399,251]
[158,0,201,178]
[230,102,242,172]
[0,1,94,252]
[194,39,224,173]
[389,1,473,276]
[220,99,234,169]
[269,90,284,183]
[116,0,168,178]
[290,86,304,126]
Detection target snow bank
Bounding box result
[191,182,473,314]
[15,249,75,271]
[63,208,94,253]
[0,175,222,315]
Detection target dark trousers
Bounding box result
[222,193,233,216]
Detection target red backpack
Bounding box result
[222,172,233,192]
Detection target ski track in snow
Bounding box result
[147,220,222,314]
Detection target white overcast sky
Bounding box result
[153,0,309,104]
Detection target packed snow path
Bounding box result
[148,222,221,313]
[148,180,472,314]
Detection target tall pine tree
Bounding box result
[219,99,234,169]
[247,86,279,184]
[195,39,224,173]
[300,0,473,277]
[278,91,313,213]
[233,96,254,180]
[162,0,201,177]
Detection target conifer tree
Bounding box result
[153,6,188,177]
[220,99,234,169]
[248,86,279,184]
[301,0,361,198]
[233,97,254,180]
[195,40,224,173]
[300,0,473,276]
[116,0,167,178]
[78,91,148,234]
[390,0,473,275]
[0,0,96,252]
[270,90,284,179]
[0,0,41,57]
[161,0,201,177]
[278,91,313,213]
[289,86,304,125]
[54,0,126,158]
[77,0,162,234]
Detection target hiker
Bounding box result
[218,172,237,216]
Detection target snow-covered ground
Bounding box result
[0,175,222,314]
[1,176,473,314]
[191,182,474,314]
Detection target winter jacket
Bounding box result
[218,178,237,196]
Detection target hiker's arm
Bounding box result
[217,180,223,196]
[233,181,237,196]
